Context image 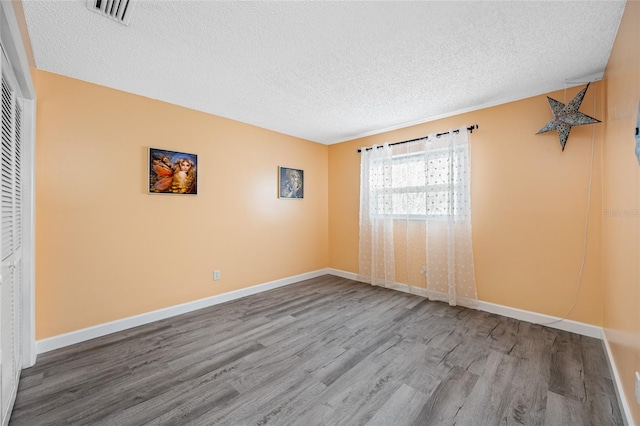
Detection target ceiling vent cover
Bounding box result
[86,0,135,26]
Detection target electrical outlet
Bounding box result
[213,270,220,281]
[635,371,640,404]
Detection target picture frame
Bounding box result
[279,166,304,199]
[148,147,198,195]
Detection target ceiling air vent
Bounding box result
[86,0,135,26]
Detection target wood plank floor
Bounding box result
[10,275,623,425]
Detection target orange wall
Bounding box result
[602,0,640,422]
[34,70,329,339]
[329,85,605,326]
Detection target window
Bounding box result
[368,147,467,220]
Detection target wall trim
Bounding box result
[36,269,331,354]
[39,267,605,351]
[37,266,627,423]
[331,270,629,421]
[475,300,601,339]
[326,268,602,338]
[326,268,359,281]
[601,329,633,426]
[0,0,37,372]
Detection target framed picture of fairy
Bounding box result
[148,147,198,195]
[279,166,303,199]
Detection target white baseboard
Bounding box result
[601,330,634,426]
[34,266,630,424]
[326,268,359,281]
[331,268,629,422]
[36,267,601,350]
[36,269,331,354]
[326,268,601,339]
[475,301,602,338]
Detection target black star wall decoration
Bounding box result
[536,83,601,151]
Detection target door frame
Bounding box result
[0,1,36,369]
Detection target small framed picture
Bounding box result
[149,147,198,195]
[279,167,304,199]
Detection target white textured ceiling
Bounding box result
[23,0,625,144]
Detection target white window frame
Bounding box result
[368,147,465,221]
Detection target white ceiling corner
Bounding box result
[22,0,626,144]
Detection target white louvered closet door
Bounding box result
[0,47,23,425]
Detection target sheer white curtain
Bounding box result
[358,126,478,307]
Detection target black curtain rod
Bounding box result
[357,124,479,153]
